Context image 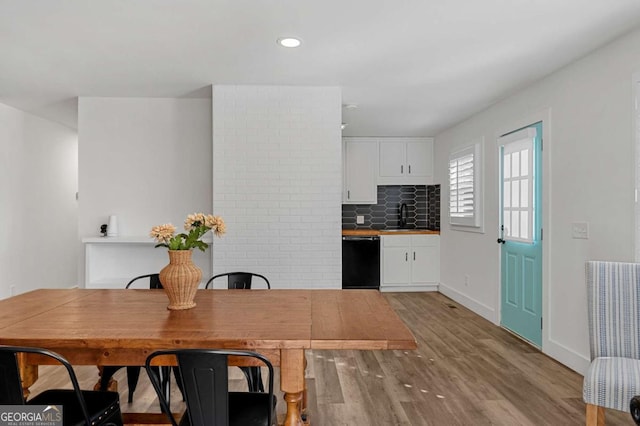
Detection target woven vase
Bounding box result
[159,250,202,310]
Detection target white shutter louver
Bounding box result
[449,143,481,228]
[450,153,474,217]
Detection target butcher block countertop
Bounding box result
[342,229,440,236]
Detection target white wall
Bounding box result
[78,97,213,284]
[435,27,640,373]
[211,85,342,289]
[0,103,78,297]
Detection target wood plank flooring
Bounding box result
[27,292,633,425]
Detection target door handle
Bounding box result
[497,238,506,244]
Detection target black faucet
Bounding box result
[399,203,408,228]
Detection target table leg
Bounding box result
[17,353,38,399]
[281,349,305,426]
[93,366,118,392]
[301,353,308,423]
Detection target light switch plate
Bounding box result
[572,222,589,239]
[356,215,365,225]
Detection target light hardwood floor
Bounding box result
[27,292,633,425]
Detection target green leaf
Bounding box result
[193,241,208,252]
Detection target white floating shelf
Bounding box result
[82,236,213,289]
[82,235,213,244]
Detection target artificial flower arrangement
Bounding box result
[150,213,226,251]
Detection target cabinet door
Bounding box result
[406,140,433,178]
[344,140,377,204]
[411,235,440,283]
[411,245,440,283]
[379,142,406,177]
[383,247,411,285]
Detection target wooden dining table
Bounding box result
[0,288,416,425]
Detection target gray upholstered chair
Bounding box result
[583,261,640,425]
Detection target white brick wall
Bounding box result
[211,86,342,289]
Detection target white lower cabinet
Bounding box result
[381,235,439,291]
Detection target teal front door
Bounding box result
[499,122,543,347]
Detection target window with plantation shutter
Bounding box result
[449,142,482,228]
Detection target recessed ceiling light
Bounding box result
[277,37,302,48]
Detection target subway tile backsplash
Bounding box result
[342,185,440,230]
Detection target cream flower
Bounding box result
[184,213,206,230]
[150,223,176,244]
[204,214,217,228]
[211,216,226,237]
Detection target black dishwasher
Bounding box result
[342,236,380,289]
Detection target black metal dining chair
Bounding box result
[205,272,270,393]
[145,349,276,426]
[205,272,271,289]
[0,345,123,426]
[99,273,184,405]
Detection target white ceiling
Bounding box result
[2,1,640,136]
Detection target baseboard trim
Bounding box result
[544,337,590,374]
[438,282,498,324]
[380,284,438,292]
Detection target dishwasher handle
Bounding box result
[342,236,380,241]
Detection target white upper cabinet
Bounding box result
[379,142,407,177]
[343,138,378,204]
[378,138,433,185]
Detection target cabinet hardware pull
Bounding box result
[347,190,350,199]
[401,165,403,174]
[409,165,411,174]
[413,252,416,261]
[405,252,408,262]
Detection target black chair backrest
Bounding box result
[0,351,25,404]
[126,273,163,289]
[145,349,274,426]
[205,272,271,289]
[0,345,93,424]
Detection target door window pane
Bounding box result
[504,182,511,208]
[521,211,529,239]
[521,149,529,176]
[512,211,520,237]
[504,211,511,237]
[512,181,520,208]
[521,179,529,208]
[512,152,520,178]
